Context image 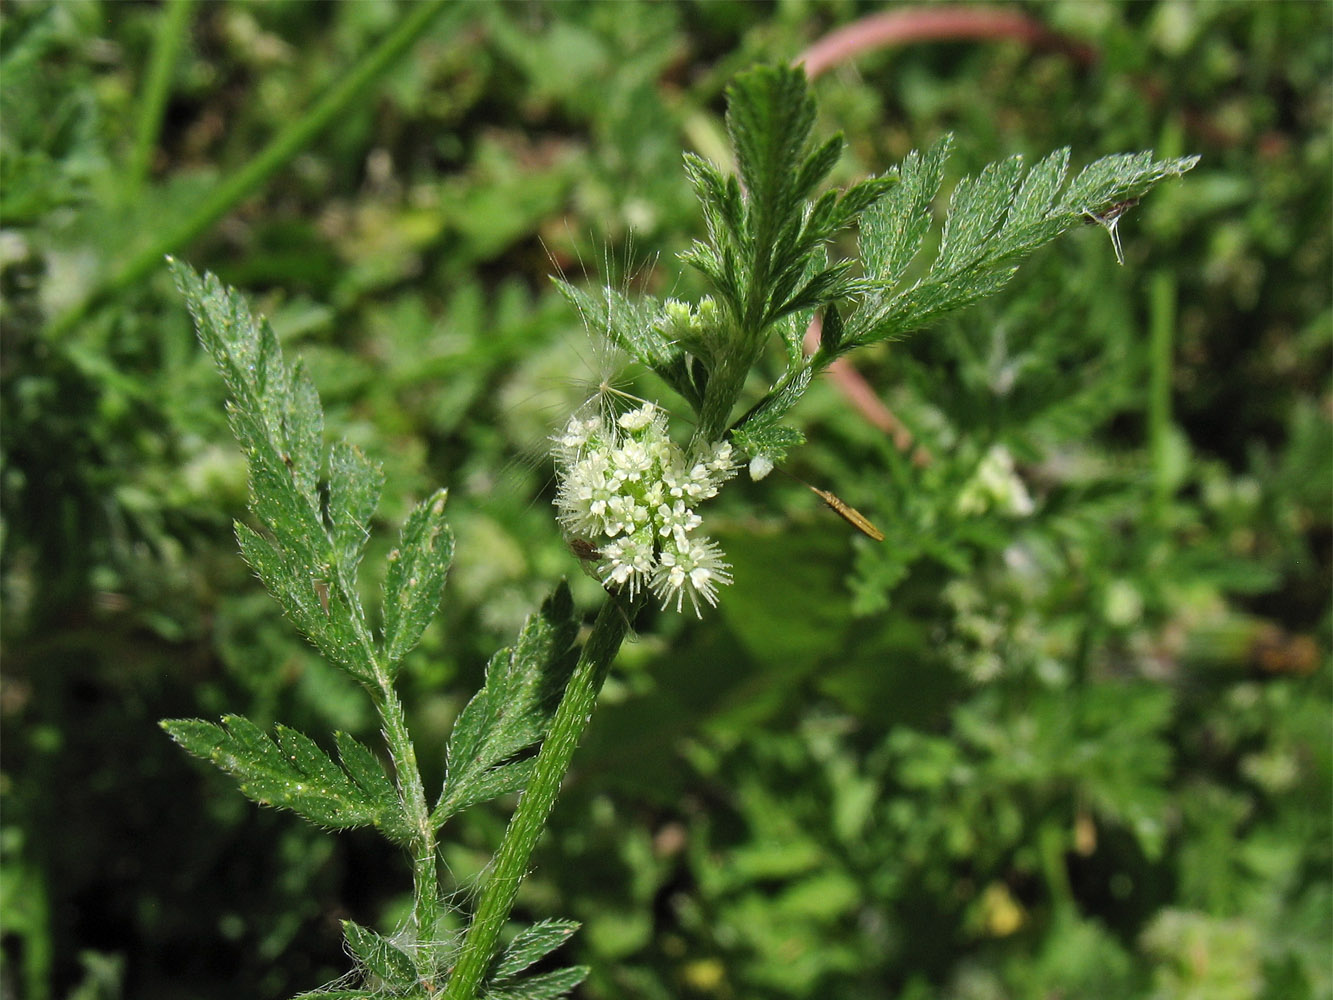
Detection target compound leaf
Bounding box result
[848,145,1197,347]
[171,260,417,687]
[489,919,581,981]
[483,966,589,1000]
[328,441,384,585]
[235,521,373,685]
[160,715,411,842]
[934,154,1026,275]
[860,134,953,289]
[552,279,690,403]
[434,584,578,826]
[342,920,418,989]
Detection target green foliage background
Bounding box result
[2,2,1328,999]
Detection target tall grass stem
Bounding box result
[126,0,198,198]
[50,0,455,338]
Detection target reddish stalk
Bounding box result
[799,5,1096,79]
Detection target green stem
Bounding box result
[126,0,198,198]
[697,348,750,443]
[1147,269,1176,520]
[19,863,52,1000]
[1037,815,1075,922]
[444,592,638,999]
[48,0,455,338]
[376,683,438,961]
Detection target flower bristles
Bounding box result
[553,402,737,616]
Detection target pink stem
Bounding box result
[799,5,1096,79]
[804,317,926,462]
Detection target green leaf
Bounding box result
[441,758,538,819]
[720,65,876,333]
[382,489,453,670]
[160,716,410,842]
[848,145,1197,347]
[342,920,418,989]
[172,261,330,569]
[483,967,589,1000]
[434,584,579,826]
[683,152,744,261]
[860,134,953,289]
[552,279,702,409]
[489,919,581,980]
[818,302,846,354]
[1006,146,1071,232]
[1060,149,1200,215]
[730,423,806,467]
[934,154,1026,275]
[235,521,374,685]
[707,133,1191,451]
[328,441,384,585]
[725,66,819,323]
[731,364,815,441]
[679,66,896,442]
[171,260,410,687]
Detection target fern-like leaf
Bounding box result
[480,919,587,1000]
[848,142,1199,348]
[433,584,579,826]
[170,260,455,688]
[160,716,412,842]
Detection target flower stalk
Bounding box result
[444,590,642,1000]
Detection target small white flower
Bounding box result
[599,529,655,597]
[612,440,653,481]
[680,467,717,501]
[552,414,605,464]
[712,446,735,475]
[605,494,648,537]
[651,535,732,617]
[642,479,667,509]
[656,499,701,540]
[617,404,657,432]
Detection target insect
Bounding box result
[567,537,602,562]
[1082,197,1140,266]
[313,578,331,615]
[769,464,886,542]
[807,484,886,542]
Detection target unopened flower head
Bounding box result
[553,401,738,616]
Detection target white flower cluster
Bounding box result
[553,402,738,616]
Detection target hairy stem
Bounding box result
[444,592,639,999]
[376,683,438,963]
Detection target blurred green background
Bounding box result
[2,2,1329,998]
